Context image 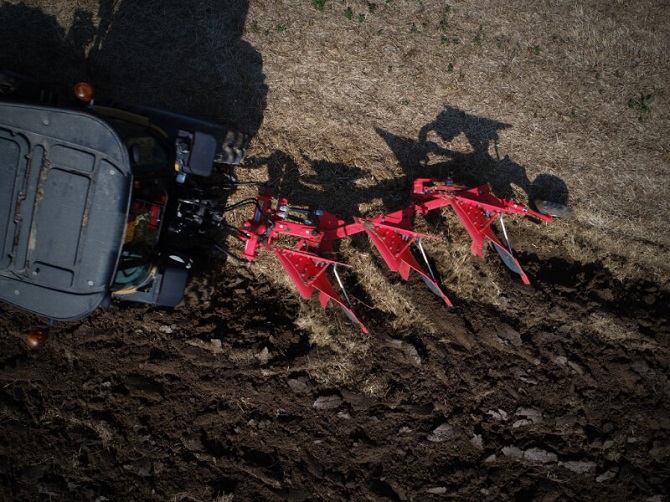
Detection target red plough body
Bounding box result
[237,179,554,332]
[411,179,552,284]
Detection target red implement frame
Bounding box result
[411,179,552,284]
[238,179,553,332]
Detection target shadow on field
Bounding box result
[377,106,570,207]
[248,106,569,217]
[245,151,407,220]
[0,0,266,134]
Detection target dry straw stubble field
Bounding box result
[242,0,669,330]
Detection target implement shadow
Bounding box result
[248,106,569,219]
[247,151,405,221]
[377,105,569,207]
[0,0,266,135]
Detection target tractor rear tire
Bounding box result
[215,130,249,165]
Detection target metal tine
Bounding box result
[417,237,438,283]
[498,213,514,256]
[332,264,353,310]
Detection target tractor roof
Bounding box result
[0,101,132,320]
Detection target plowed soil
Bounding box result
[2,252,669,500]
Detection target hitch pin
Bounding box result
[417,237,438,283]
[333,264,353,310]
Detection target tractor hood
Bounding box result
[0,101,132,320]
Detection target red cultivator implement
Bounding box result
[237,178,562,333]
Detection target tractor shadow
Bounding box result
[0,4,90,88]
[0,0,266,135]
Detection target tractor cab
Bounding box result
[0,100,188,320]
[1,68,249,336]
